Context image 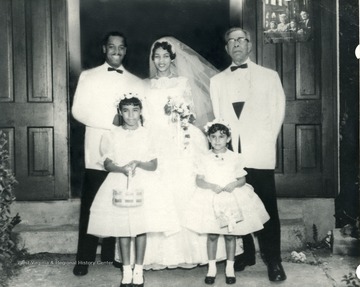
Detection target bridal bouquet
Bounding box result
[164,96,196,131]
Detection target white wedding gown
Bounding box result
[114,76,242,270]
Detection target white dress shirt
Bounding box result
[72,63,144,170]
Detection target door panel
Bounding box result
[0,0,13,102]
[0,0,68,200]
[26,0,53,102]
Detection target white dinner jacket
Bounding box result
[72,63,144,170]
[210,60,285,169]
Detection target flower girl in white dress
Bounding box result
[88,94,179,287]
[184,120,270,285]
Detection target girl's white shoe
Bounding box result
[225,260,235,277]
[121,265,133,284]
[132,264,144,285]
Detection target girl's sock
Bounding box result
[207,260,217,277]
[133,264,144,284]
[225,260,235,277]
[122,265,133,284]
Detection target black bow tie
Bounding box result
[230,64,248,71]
[108,67,123,74]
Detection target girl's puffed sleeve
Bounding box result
[98,131,115,166]
[234,154,248,178]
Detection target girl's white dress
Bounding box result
[134,76,243,269]
[87,126,179,238]
[184,149,270,235]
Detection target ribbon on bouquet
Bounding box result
[213,192,244,233]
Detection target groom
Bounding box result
[210,27,286,282]
[71,31,143,276]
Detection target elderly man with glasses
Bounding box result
[210,27,286,282]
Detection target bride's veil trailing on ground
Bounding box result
[149,37,219,129]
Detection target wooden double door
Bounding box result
[0,0,336,200]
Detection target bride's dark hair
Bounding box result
[151,41,176,61]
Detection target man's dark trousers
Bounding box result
[75,169,115,264]
[240,168,282,263]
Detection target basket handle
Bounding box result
[127,168,133,191]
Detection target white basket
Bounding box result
[112,170,143,207]
[112,188,143,207]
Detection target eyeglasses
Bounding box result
[227,37,249,45]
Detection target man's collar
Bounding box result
[232,58,250,67]
[229,59,251,72]
[105,63,124,70]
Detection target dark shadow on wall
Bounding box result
[336,0,359,227]
[80,0,231,75]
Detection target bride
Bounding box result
[117,37,243,269]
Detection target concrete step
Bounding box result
[12,200,80,254]
[11,199,335,254]
[278,218,306,251]
[13,219,306,254]
[332,228,360,256]
[14,224,79,254]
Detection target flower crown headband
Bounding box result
[204,119,232,133]
[114,92,142,108]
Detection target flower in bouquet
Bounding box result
[164,97,196,130]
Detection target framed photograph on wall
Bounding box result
[263,0,312,44]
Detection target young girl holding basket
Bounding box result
[88,94,178,287]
